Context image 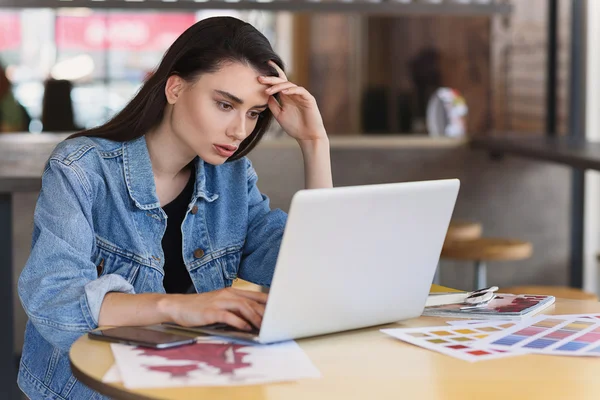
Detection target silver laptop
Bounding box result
[165,179,460,344]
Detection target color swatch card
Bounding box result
[476,314,600,357]
[381,322,518,362]
[553,313,600,321]
[446,319,512,326]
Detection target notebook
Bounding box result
[422,293,556,320]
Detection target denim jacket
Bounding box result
[17,135,287,399]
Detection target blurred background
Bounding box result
[4,1,600,395]
[0,1,569,136]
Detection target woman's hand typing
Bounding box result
[164,288,267,331]
[99,288,268,331]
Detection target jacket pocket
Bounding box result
[132,264,165,294]
[215,245,243,286]
[92,245,140,284]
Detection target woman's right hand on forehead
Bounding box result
[165,288,268,331]
[258,61,326,143]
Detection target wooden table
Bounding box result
[70,291,600,400]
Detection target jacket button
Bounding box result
[191,205,199,215]
[96,259,104,276]
[193,248,205,258]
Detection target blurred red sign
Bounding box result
[0,14,21,50]
[55,14,196,51]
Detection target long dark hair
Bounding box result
[69,16,283,161]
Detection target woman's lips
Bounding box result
[214,144,237,158]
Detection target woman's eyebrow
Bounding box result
[214,90,268,109]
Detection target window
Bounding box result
[0,9,279,132]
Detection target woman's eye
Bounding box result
[217,102,233,111]
[248,111,261,120]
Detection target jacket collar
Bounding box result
[123,136,219,210]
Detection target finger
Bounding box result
[281,86,312,99]
[228,304,265,330]
[258,75,288,85]
[217,311,254,331]
[247,299,266,318]
[229,288,269,304]
[268,96,282,119]
[222,300,263,329]
[228,299,266,318]
[266,82,297,96]
[269,60,288,81]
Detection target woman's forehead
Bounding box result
[195,63,270,105]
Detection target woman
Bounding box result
[0,64,29,132]
[18,16,332,399]
[41,78,80,132]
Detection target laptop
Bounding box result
[165,179,460,344]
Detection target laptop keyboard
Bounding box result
[202,323,260,335]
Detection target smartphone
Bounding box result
[88,326,196,349]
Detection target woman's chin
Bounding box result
[200,154,228,166]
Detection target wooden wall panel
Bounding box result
[291,13,311,89]
[492,0,570,134]
[306,14,363,135]
[292,13,363,135]
[366,16,491,136]
[292,0,566,136]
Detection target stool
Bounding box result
[441,238,533,290]
[445,220,483,242]
[435,220,483,284]
[500,285,598,301]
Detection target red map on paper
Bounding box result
[139,343,251,379]
[110,339,320,388]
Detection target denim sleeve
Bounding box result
[17,159,134,352]
[237,159,287,287]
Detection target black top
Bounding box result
[161,166,195,294]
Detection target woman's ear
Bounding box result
[165,75,185,105]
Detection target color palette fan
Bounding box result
[381,322,518,362]
[477,314,600,356]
